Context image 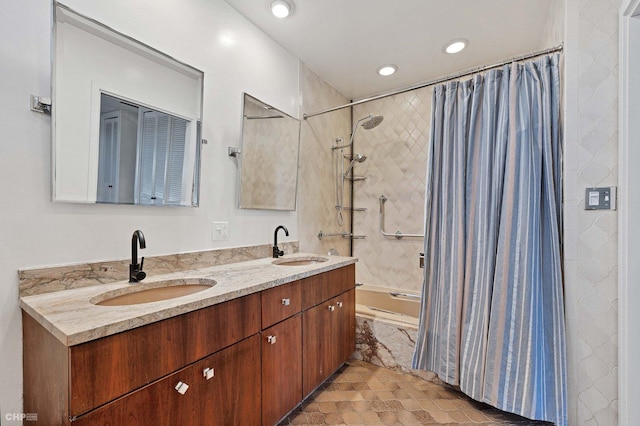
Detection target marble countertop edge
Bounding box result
[20,254,357,347]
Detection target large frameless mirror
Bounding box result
[52,3,203,206]
[238,93,301,211]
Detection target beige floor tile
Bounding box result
[278,359,548,426]
[322,412,344,425]
[435,398,460,411]
[376,411,398,425]
[375,390,396,401]
[360,411,382,424]
[399,398,423,411]
[318,401,338,413]
[428,409,455,423]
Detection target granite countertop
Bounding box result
[20,253,357,347]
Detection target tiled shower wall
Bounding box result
[298,64,352,256]
[352,88,432,292]
[564,0,620,424]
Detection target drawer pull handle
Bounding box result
[175,381,189,395]
[203,367,215,380]
[281,298,291,306]
[336,301,343,308]
[328,305,335,312]
[267,335,277,344]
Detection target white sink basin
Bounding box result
[92,278,216,306]
[272,256,329,266]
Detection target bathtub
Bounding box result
[355,284,420,327]
[354,284,438,382]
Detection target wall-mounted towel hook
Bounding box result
[30,95,51,114]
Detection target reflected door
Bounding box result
[97,112,121,203]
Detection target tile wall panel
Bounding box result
[564,0,620,424]
[298,64,352,257]
[352,88,432,292]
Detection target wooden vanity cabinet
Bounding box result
[23,294,261,424]
[23,264,356,426]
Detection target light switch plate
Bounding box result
[585,187,617,210]
[212,221,229,241]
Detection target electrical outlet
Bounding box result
[212,221,229,241]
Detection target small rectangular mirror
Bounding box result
[238,94,301,211]
[52,3,203,206]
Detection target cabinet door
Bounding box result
[333,289,356,366]
[199,334,261,425]
[303,289,356,398]
[302,301,334,397]
[262,315,302,425]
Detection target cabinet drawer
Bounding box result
[68,293,261,417]
[261,280,301,329]
[75,334,261,426]
[301,264,355,310]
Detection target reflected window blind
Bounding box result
[139,111,187,205]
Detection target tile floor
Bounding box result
[279,359,548,425]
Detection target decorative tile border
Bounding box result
[19,242,299,296]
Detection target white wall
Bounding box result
[0,0,301,419]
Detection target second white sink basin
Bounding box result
[272,256,328,266]
[92,278,216,306]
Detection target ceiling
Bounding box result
[224,0,557,100]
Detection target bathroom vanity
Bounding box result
[20,255,356,425]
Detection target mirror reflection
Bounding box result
[98,94,199,206]
[238,94,301,211]
[53,3,203,206]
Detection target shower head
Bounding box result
[361,114,384,130]
[332,113,384,151]
[344,154,367,178]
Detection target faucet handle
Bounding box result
[133,270,146,282]
[140,256,145,271]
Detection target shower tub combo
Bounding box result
[354,284,438,382]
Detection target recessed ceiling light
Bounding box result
[271,0,292,18]
[377,64,397,76]
[444,39,468,54]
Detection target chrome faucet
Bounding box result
[273,225,289,258]
[129,230,146,283]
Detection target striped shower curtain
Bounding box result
[412,54,566,426]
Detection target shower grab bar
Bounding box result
[342,206,367,212]
[318,230,367,240]
[379,195,425,239]
[389,292,421,300]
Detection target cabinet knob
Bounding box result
[203,367,215,380]
[267,335,277,344]
[328,305,335,312]
[336,301,343,308]
[174,381,189,395]
[281,298,290,306]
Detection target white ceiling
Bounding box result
[224,0,557,100]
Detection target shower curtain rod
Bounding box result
[303,43,563,119]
